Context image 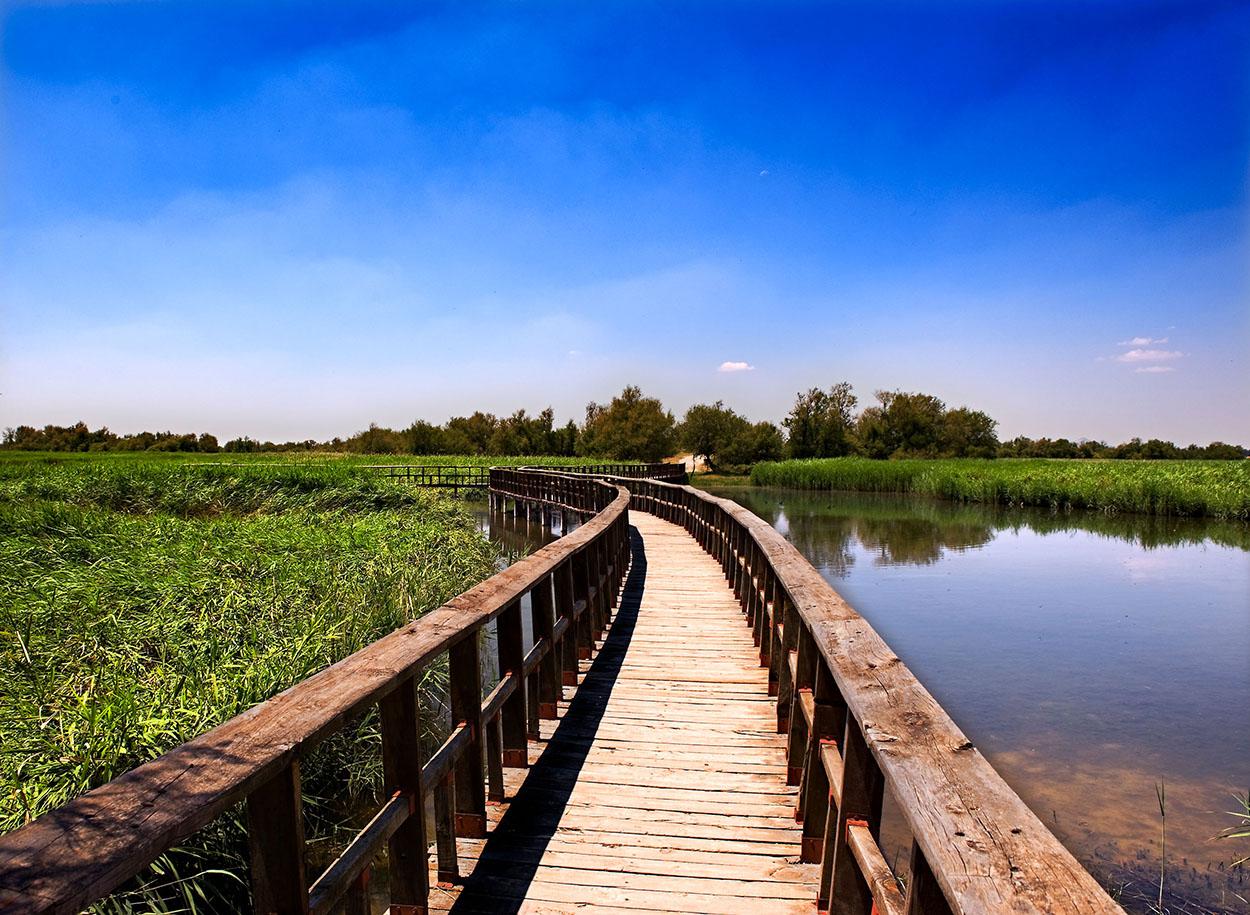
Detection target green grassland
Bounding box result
[0,451,627,468]
[749,457,1250,519]
[0,459,504,910]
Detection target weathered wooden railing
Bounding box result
[0,473,630,915]
[366,462,687,488]
[612,475,1120,915]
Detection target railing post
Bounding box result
[247,762,308,915]
[573,551,595,653]
[800,664,847,863]
[766,578,785,696]
[904,840,955,915]
[557,561,580,684]
[449,633,486,837]
[485,713,505,803]
[434,773,458,885]
[776,591,799,733]
[786,626,816,787]
[497,599,528,767]
[379,676,430,914]
[822,720,885,915]
[532,574,561,718]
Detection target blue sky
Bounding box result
[2,0,1247,443]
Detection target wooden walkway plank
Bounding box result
[431,512,819,913]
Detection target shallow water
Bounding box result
[703,486,1250,912]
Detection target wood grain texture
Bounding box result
[430,513,819,913]
[621,478,1123,915]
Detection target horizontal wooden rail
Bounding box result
[366,462,687,487]
[609,475,1121,915]
[0,472,631,915]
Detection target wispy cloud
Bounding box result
[718,361,755,373]
[1114,348,1183,364]
[1134,366,1176,374]
[1118,336,1169,346]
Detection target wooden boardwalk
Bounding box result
[0,470,1121,915]
[431,512,819,913]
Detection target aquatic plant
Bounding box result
[0,460,499,910]
[749,458,1250,520]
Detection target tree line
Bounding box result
[4,382,1245,464]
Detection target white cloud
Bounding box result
[718,361,755,373]
[1134,366,1176,374]
[1118,336,1169,346]
[1114,348,1183,364]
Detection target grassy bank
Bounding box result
[0,460,498,909]
[749,458,1250,519]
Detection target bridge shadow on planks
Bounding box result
[449,526,648,913]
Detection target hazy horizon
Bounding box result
[3,1,1247,444]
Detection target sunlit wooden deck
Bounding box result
[430,512,819,913]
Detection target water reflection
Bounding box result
[707,485,1250,914]
[731,488,1250,574]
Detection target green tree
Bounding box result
[579,385,675,461]
[678,401,745,470]
[348,423,405,454]
[720,421,786,468]
[869,390,946,457]
[405,420,445,455]
[784,382,857,458]
[444,412,498,454]
[938,408,998,458]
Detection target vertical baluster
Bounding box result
[585,540,605,640]
[496,599,528,768]
[573,551,594,657]
[766,578,785,697]
[776,589,799,733]
[485,713,505,804]
[787,626,816,787]
[604,524,618,607]
[756,568,773,666]
[533,574,560,718]
[745,541,759,630]
[379,677,429,913]
[557,561,580,685]
[434,774,458,886]
[821,720,885,915]
[801,664,848,863]
[247,762,308,915]
[448,635,486,837]
[904,841,955,914]
[344,866,370,915]
[526,669,541,740]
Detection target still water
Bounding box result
[470,491,1249,911]
[704,485,1249,913]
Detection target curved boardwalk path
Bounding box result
[432,513,818,913]
[0,469,1121,915]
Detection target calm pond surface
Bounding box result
[704,485,1249,913]
[472,491,1249,912]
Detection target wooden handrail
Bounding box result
[0,473,631,915]
[611,475,1121,915]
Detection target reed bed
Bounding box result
[0,460,499,910]
[749,458,1250,520]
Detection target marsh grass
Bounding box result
[0,460,497,910]
[750,458,1250,520]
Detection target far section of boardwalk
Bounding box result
[431,511,819,913]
